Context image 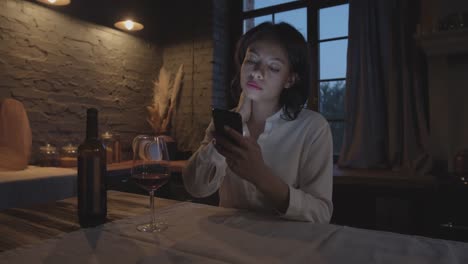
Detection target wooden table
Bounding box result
[107,160,188,174]
[1,192,467,263]
[105,160,189,198]
[0,191,179,252]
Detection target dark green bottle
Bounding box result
[77,108,107,227]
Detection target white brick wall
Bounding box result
[0,0,233,160]
[0,0,163,162]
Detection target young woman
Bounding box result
[183,22,333,222]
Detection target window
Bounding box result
[241,0,349,155]
[318,4,348,155]
[243,0,299,12]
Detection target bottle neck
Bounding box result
[86,110,98,140]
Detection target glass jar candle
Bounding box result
[102,131,122,164]
[39,143,59,167]
[101,131,114,164]
[60,143,78,168]
[112,133,121,163]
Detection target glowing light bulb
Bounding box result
[48,0,57,3]
[114,19,143,32]
[124,20,134,30]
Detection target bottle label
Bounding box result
[91,156,103,214]
[78,156,107,217]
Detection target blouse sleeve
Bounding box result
[182,121,228,198]
[282,121,334,223]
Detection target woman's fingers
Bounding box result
[223,126,249,148]
[213,133,243,159]
[236,92,252,123]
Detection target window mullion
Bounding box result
[307,4,319,111]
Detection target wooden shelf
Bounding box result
[417,29,468,56]
[333,166,435,188]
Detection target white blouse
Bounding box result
[183,109,333,222]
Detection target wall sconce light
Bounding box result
[37,0,71,6]
[114,19,144,32]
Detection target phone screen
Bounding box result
[212,108,242,140]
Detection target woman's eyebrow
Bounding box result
[247,48,285,64]
[246,49,259,56]
[270,58,285,64]
[247,48,258,54]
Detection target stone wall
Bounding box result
[0,0,163,162]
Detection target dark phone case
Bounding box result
[212,109,243,138]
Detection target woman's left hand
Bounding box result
[214,126,290,214]
[214,126,267,185]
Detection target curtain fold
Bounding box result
[338,0,432,176]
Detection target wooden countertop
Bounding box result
[107,160,188,173]
[333,165,436,188]
[49,160,188,174]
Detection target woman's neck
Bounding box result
[249,101,280,124]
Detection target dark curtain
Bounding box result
[338,0,432,175]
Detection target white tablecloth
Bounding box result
[0,202,467,263]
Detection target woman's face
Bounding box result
[240,40,295,105]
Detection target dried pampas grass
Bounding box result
[147,65,184,135]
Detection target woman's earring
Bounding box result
[285,74,298,89]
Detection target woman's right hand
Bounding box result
[207,92,251,143]
[235,92,252,123]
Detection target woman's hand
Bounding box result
[214,126,290,213]
[214,126,267,185]
[235,92,252,123]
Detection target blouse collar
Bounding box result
[264,108,284,134]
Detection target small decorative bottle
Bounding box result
[454,149,468,181]
[101,131,114,164]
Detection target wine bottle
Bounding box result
[77,108,107,227]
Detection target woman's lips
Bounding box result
[247,81,262,90]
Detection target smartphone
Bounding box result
[212,108,243,141]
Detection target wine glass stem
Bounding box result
[149,190,155,227]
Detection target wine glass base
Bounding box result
[136,222,168,233]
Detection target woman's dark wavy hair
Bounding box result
[231,22,309,120]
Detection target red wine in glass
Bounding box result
[131,135,171,233]
[132,172,170,191]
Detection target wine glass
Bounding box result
[131,135,171,232]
